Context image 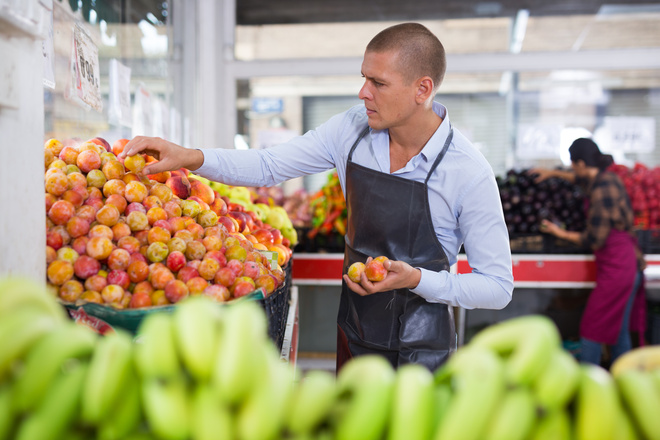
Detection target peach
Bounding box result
[243,261,260,280]
[164,279,189,303]
[127,211,150,232]
[117,236,141,254]
[112,138,129,156]
[149,266,175,290]
[252,228,274,246]
[142,195,163,211]
[124,154,146,174]
[107,269,131,290]
[365,259,388,282]
[147,226,171,244]
[84,274,108,293]
[95,204,120,227]
[76,149,102,173]
[177,266,199,283]
[209,197,228,217]
[125,181,148,203]
[146,242,169,263]
[71,236,89,256]
[105,194,128,214]
[89,224,114,240]
[163,200,182,218]
[103,179,126,198]
[255,274,277,296]
[148,171,172,184]
[217,216,238,234]
[90,137,111,152]
[86,236,114,260]
[347,262,366,283]
[59,146,79,165]
[166,237,187,254]
[197,210,218,228]
[112,222,132,242]
[150,183,173,203]
[185,277,208,296]
[125,202,147,216]
[198,258,220,281]
[129,292,152,308]
[184,240,206,261]
[48,200,75,225]
[226,259,244,277]
[66,216,90,238]
[147,207,168,225]
[127,260,149,283]
[45,138,64,156]
[165,175,191,199]
[45,172,70,197]
[74,255,101,279]
[101,284,124,303]
[107,248,131,271]
[214,267,236,287]
[47,260,74,285]
[80,290,103,304]
[190,179,215,205]
[59,280,84,302]
[203,284,230,302]
[102,160,125,181]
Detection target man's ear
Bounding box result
[415,76,435,103]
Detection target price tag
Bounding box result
[259,251,279,270]
[71,22,102,111]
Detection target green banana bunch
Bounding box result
[0,276,67,323]
[331,355,395,440]
[15,360,88,440]
[574,363,620,440]
[387,363,435,440]
[0,383,14,440]
[81,329,134,425]
[615,404,641,440]
[469,314,560,386]
[236,348,295,440]
[141,377,191,440]
[134,312,181,380]
[212,301,269,405]
[0,306,61,379]
[13,323,98,412]
[484,387,537,440]
[532,347,580,411]
[432,346,505,440]
[172,297,221,382]
[286,369,337,436]
[611,345,660,377]
[615,369,660,440]
[97,367,143,440]
[190,385,234,440]
[528,409,572,440]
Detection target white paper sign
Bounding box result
[516,124,562,159]
[132,83,153,136]
[109,59,132,127]
[598,117,656,154]
[42,8,55,89]
[69,23,102,111]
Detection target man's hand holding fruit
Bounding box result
[343,256,422,296]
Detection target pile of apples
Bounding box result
[44,137,292,309]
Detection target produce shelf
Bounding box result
[292,253,660,289]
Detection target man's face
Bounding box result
[358,50,418,131]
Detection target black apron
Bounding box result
[336,125,457,372]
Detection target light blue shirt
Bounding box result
[197,102,513,310]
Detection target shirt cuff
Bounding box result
[194,149,219,178]
[410,267,448,303]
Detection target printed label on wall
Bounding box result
[71,22,102,112]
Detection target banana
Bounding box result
[484,387,537,440]
[528,409,572,440]
[13,323,98,412]
[430,382,453,434]
[0,307,60,379]
[0,383,14,440]
[331,355,395,440]
[469,314,560,386]
[190,384,234,440]
[611,345,660,377]
[81,329,134,425]
[533,347,581,411]
[616,403,641,440]
[574,363,619,440]
[134,312,181,380]
[387,363,435,440]
[97,367,142,440]
[172,296,221,382]
[212,300,270,405]
[615,369,660,440]
[286,369,337,436]
[236,348,295,440]
[141,377,190,440]
[432,346,505,440]
[14,360,88,440]
[0,276,67,322]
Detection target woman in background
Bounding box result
[530,138,646,366]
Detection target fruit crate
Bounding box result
[637,229,660,255]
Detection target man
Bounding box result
[121,23,514,372]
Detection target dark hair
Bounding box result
[366,23,446,90]
[568,138,614,171]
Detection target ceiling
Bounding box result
[236,0,660,25]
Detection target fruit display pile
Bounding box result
[609,162,660,230]
[308,171,347,240]
[44,137,294,309]
[3,276,660,440]
[498,169,586,236]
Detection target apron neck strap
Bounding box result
[425,124,453,185]
[348,125,371,162]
